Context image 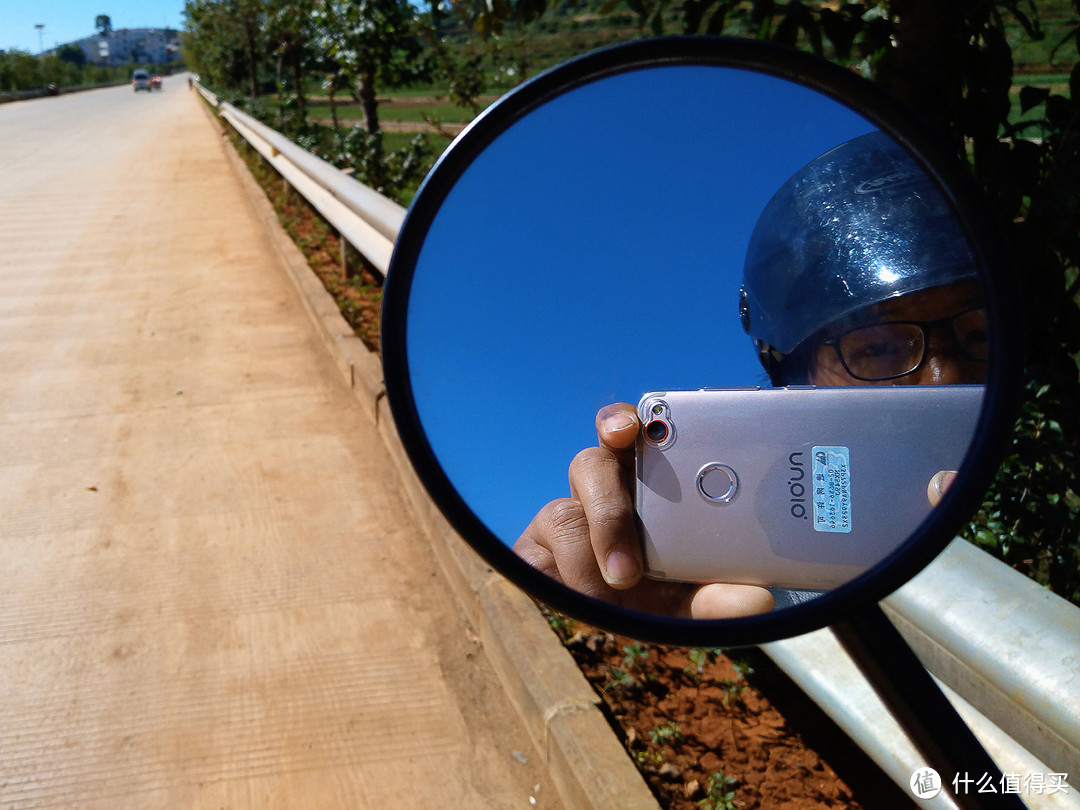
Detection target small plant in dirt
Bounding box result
[698,771,740,810]
[647,721,682,747]
[603,666,642,696]
[621,641,651,670]
[720,658,754,708]
[683,647,723,683]
[603,640,655,696]
[632,747,666,769]
[628,723,681,771]
[543,607,576,640]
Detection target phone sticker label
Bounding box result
[812,446,851,533]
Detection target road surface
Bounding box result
[0,75,562,808]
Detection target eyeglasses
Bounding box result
[819,306,988,382]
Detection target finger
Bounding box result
[568,446,642,589]
[516,498,611,599]
[927,470,956,507]
[595,402,640,454]
[684,584,775,619]
[512,513,561,581]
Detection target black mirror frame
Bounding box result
[382,35,1025,647]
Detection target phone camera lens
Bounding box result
[644,420,668,443]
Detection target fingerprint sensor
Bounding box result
[697,463,738,503]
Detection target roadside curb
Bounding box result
[206,97,660,810]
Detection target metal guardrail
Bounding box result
[196,83,404,277]
[764,540,1080,809]
[198,81,1080,805]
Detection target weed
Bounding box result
[621,641,650,671]
[731,658,754,678]
[603,666,640,696]
[632,747,666,768]
[336,295,365,321]
[699,771,740,810]
[683,647,723,683]
[544,608,576,640]
[720,658,754,707]
[647,721,682,746]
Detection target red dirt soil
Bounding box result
[549,614,913,809]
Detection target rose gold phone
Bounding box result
[635,385,983,590]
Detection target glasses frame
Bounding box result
[820,305,989,382]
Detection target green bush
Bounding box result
[967,374,1080,603]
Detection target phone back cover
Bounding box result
[635,385,983,590]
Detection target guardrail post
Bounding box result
[834,605,1026,810]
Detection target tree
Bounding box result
[416,2,490,114]
[95,15,112,36]
[265,0,312,123]
[452,0,549,40]
[232,0,263,99]
[439,0,549,85]
[311,0,427,133]
[421,33,490,113]
[183,0,263,98]
[58,44,86,68]
[0,50,43,91]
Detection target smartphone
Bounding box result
[635,385,984,591]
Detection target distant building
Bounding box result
[73,28,181,66]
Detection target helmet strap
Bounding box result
[757,341,812,387]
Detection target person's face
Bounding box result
[808,282,987,386]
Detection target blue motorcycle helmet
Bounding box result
[739,131,979,385]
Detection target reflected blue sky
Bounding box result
[405,65,877,544]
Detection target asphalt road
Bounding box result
[0,75,562,808]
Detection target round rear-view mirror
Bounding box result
[381,36,1023,648]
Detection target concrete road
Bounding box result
[0,75,561,808]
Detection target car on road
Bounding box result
[132,69,151,92]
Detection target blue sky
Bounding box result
[1,0,186,53]
[406,66,876,545]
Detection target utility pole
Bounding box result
[35,24,44,55]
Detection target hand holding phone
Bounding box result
[513,403,776,618]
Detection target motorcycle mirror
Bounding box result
[381,36,1023,648]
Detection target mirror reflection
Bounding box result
[401,65,986,618]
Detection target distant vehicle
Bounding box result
[150,75,162,91]
[132,69,151,92]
